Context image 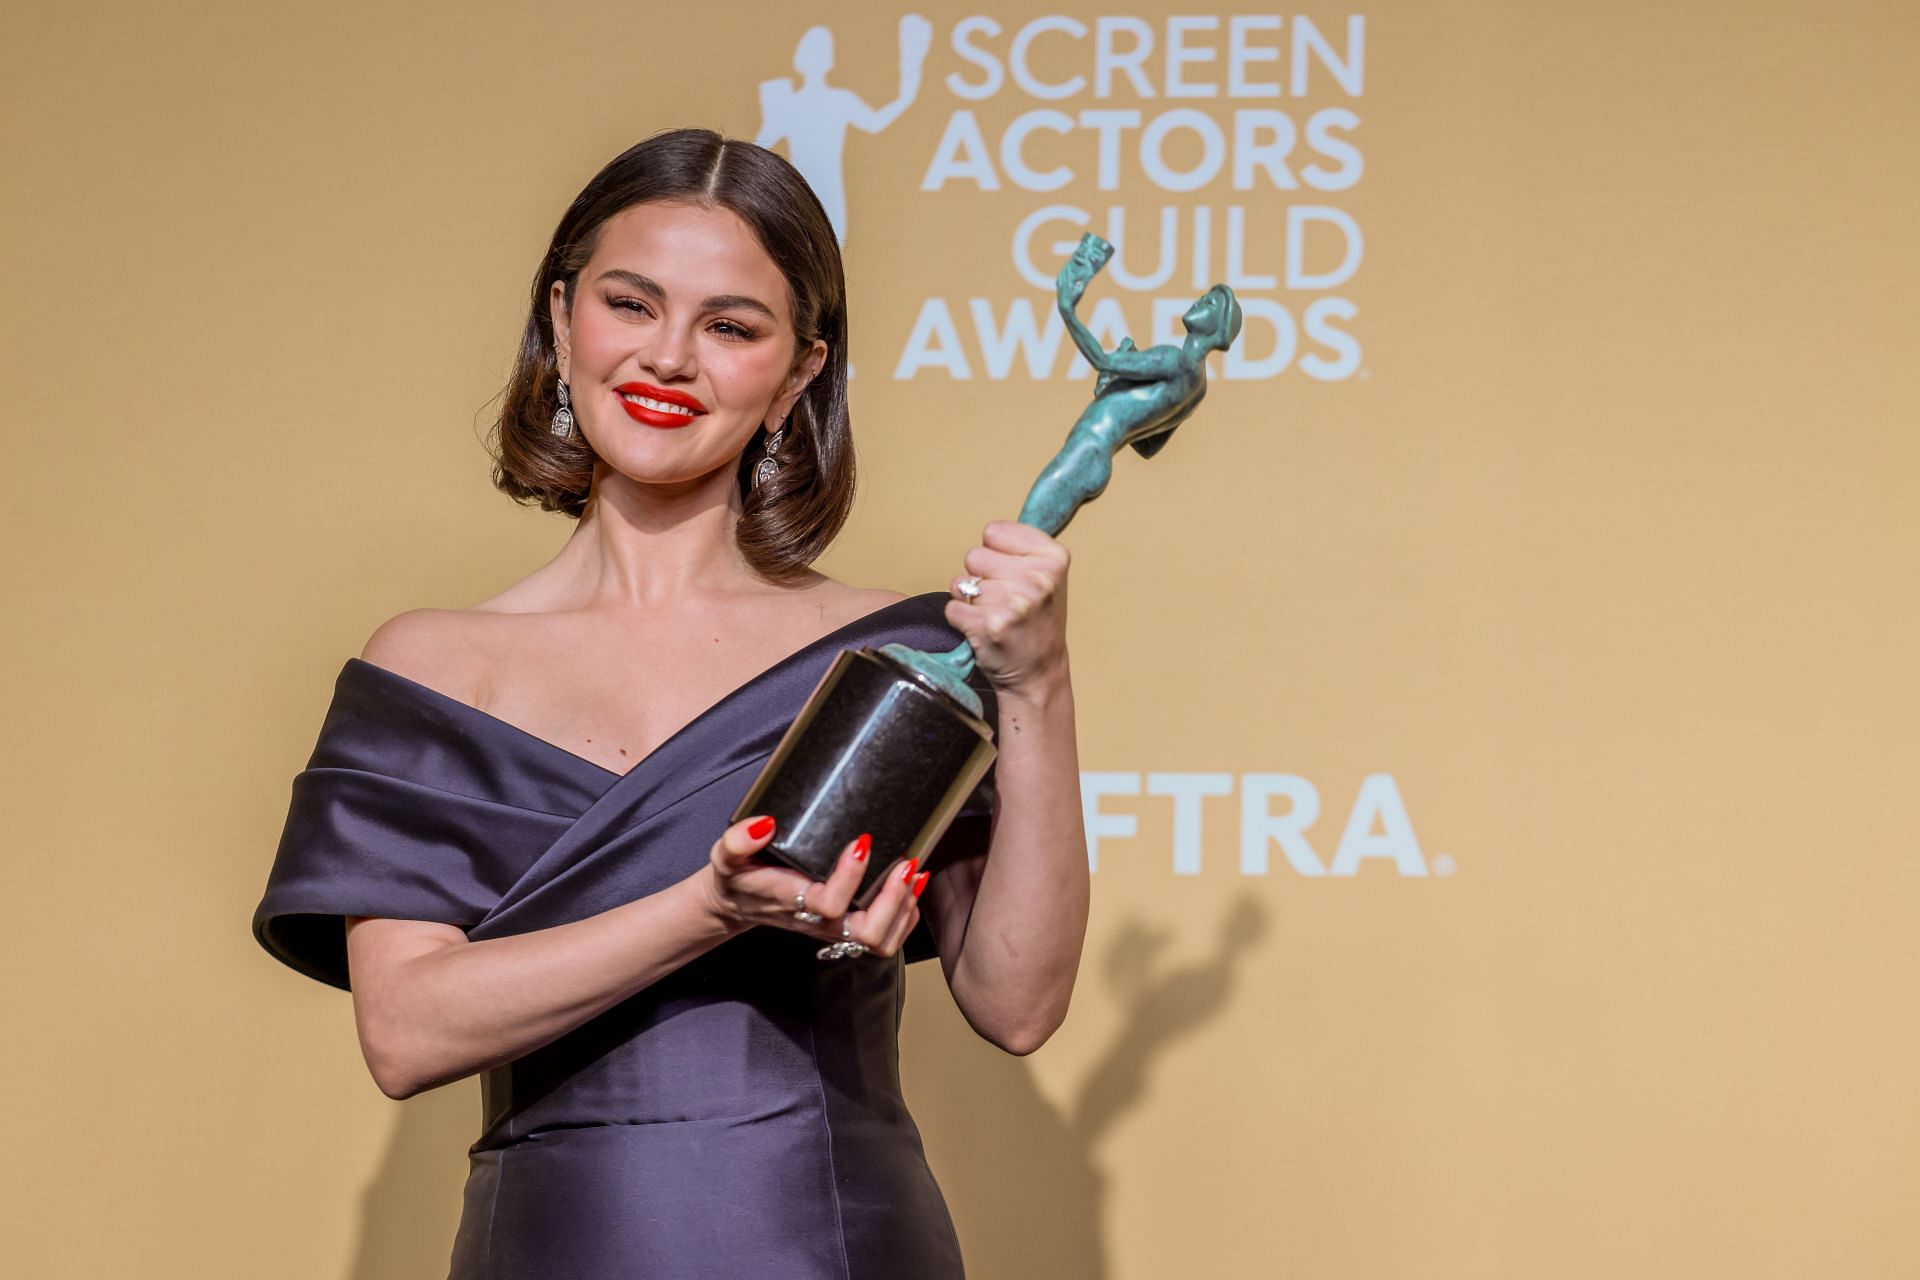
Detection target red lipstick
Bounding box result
[614,381,709,429]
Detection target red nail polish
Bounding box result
[899,858,919,884]
[853,832,871,861]
[912,870,929,898]
[747,815,775,839]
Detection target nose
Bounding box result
[643,322,697,382]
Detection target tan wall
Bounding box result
[4,1,1915,1275]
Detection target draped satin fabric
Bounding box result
[252,592,996,1279]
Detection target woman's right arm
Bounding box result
[347,864,739,1102]
[347,817,925,1101]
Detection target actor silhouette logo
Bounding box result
[755,17,934,246]
[753,13,1368,384]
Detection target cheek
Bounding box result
[569,313,628,368]
[709,346,796,406]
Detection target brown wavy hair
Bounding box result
[485,127,854,584]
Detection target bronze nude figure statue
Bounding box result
[882,232,1245,712]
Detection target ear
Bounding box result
[548,278,572,376]
[770,338,829,424]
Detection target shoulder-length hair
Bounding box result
[486,127,854,584]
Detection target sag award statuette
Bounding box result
[732,233,1244,906]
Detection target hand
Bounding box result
[899,13,933,62]
[1057,235,1112,304]
[946,521,1071,697]
[701,815,928,958]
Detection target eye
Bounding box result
[607,295,755,340]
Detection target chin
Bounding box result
[592,444,745,491]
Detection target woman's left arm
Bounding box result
[922,521,1090,1056]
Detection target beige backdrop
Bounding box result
[4,1,1916,1276]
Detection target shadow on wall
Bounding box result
[343,1078,472,1279]
[903,894,1269,1279]
[335,894,1269,1279]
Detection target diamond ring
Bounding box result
[817,919,869,961]
[792,891,825,926]
[955,576,982,603]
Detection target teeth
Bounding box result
[620,392,697,416]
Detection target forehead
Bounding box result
[587,200,791,324]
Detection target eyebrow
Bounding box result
[593,269,779,322]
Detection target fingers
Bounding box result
[710,822,932,958]
[712,813,780,872]
[766,832,870,935]
[803,831,872,920]
[844,857,924,957]
[979,520,1066,558]
[710,821,863,930]
[878,868,928,956]
[953,532,1069,602]
[879,903,920,958]
[957,547,1026,580]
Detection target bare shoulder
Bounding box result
[358,608,481,699]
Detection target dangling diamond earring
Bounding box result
[752,418,786,490]
[550,372,574,438]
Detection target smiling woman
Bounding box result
[489,129,855,582]
[250,125,1093,1280]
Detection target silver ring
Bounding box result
[792,891,824,926]
[955,576,982,603]
[816,919,868,961]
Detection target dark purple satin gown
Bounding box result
[252,593,996,1279]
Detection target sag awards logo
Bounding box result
[756,14,1441,881]
[754,12,1368,386]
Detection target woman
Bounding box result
[251,127,1089,1278]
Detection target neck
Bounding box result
[550,461,772,611]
